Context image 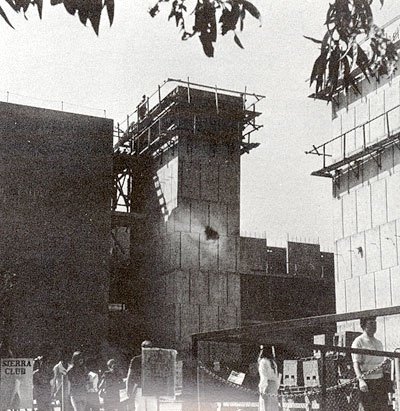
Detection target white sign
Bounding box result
[142,348,177,397]
[0,358,33,409]
[227,370,246,385]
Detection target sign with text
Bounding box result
[227,370,246,385]
[142,348,177,398]
[0,358,33,409]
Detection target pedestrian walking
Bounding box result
[33,355,53,411]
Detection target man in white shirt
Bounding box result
[351,317,390,411]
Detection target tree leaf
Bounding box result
[241,0,260,20]
[304,35,322,44]
[33,0,43,19]
[234,32,244,49]
[0,5,14,28]
[104,0,114,25]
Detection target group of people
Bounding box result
[33,340,153,411]
[257,316,392,411]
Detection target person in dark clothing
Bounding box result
[99,359,125,411]
[33,355,54,411]
[68,351,89,411]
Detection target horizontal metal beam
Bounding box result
[192,305,400,343]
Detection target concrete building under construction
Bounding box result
[308,16,400,350]
[111,79,335,358]
[0,79,335,358]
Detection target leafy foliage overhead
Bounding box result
[308,0,399,102]
[149,0,262,57]
[0,0,114,34]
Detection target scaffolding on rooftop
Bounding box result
[112,78,265,217]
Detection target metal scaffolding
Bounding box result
[112,78,265,216]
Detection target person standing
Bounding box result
[68,351,89,411]
[51,351,73,411]
[33,355,53,411]
[352,317,390,411]
[258,345,280,411]
[85,358,100,411]
[99,359,125,411]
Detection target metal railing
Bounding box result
[306,102,400,172]
[113,78,265,151]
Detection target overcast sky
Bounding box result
[1,1,397,249]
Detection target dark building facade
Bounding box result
[0,102,113,355]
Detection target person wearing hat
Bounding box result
[258,345,280,411]
[126,340,153,411]
[99,358,125,411]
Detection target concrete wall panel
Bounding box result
[391,266,400,306]
[356,185,372,232]
[385,79,400,134]
[383,314,400,351]
[190,201,208,234]
[180,303,200,345]
[343,191,357,237]
[395,146,400,173]
[174,202,191,233]
[365,227,381,273]
[333,197,343,240]
[175,270,190,304]
[227,203,240,236]
[227,273,241,309]
[209,272,227,306]
[380,221,398,269]
[200,305,218,332]
[218,236,237,272]
[180,160,201,200]
[239,237,266,273]
[359,272,375,311]
[346,277,361,312]
[219,162,240,204]
[209,202,228,237]
[336,237,351,281]
[387,173,400,222]
[170,232,182,270]
[375,269,392,308]
[200,236,218,271]
[355,98,369,147]
[200,159,219,202]
[335,280,346,314]
[181,232,199,271]
[350,233,366,277]
[341,105,356,155]
[371,179,387,227]
[190,271,209,305]
[369,90,386,143]
[218,305,238,329]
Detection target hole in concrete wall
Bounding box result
[205,226,219,241]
